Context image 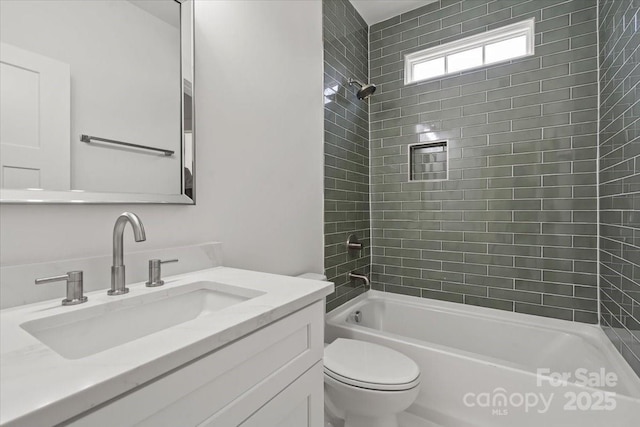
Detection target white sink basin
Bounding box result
[20,281,264,359]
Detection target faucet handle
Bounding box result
[145,259,178,287]
[35,271,88,306]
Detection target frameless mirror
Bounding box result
[0,0,194,204]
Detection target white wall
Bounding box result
[0,1,324,279]
[0,0,181,194]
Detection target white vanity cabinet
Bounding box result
[64,301,325,427]
[1,267,333,427]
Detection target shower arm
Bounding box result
[348,78,364,88]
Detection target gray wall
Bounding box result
[369,0,600,322]
[323,0,371,311]
[599,0,640,375]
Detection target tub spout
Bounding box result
[349,272,369,289]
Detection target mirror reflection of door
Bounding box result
[183,88,193,199]
[184,132,193,199]
[0,43,70,190]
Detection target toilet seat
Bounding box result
[324,338,420,391]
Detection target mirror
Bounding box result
[0,0,194,204]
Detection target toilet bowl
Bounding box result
[324,338,421,427]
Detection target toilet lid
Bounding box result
[324,339,420,391]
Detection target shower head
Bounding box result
[348,78,376,100]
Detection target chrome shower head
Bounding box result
[348,78,377,100]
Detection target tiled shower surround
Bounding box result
[369,0,601,323]
[598,0,640,374]
[323,0,371,311]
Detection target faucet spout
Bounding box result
[109,212,146,295]
[349,272,370,289]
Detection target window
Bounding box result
[404,18,535,85]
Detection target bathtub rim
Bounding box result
[325,290,640,399]
[328,290,600,336]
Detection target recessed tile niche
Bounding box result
[409,141,448,181]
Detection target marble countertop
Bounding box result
[0,267,333,427]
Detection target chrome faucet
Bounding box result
[109,212,146,295]
[349,272,370,289]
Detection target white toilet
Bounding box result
[295,273,421,427]
[324,338,421,427]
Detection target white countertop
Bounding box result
[0,267,333,427]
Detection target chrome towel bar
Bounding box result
[81,134,174,156]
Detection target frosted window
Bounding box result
[485,35,528,64]
[447,47,483,73]
[412,57,445,81]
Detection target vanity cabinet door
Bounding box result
[202,361,323,427]
[240,362,324,427]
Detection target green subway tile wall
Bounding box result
[369,0,600,322]
[598,0,640,376]
[323,0,371,311]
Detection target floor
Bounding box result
[398,412,444,427]
[326,410,444,427]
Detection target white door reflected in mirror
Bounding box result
[0,43,70,190]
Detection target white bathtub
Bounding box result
[325,291,640,427]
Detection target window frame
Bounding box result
[404,18,535,85]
